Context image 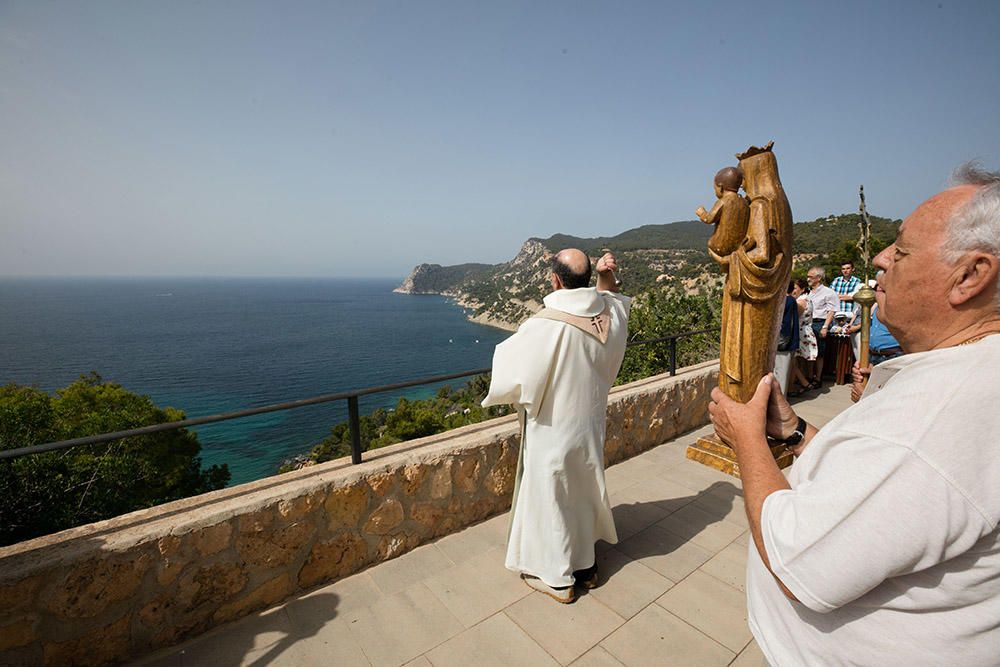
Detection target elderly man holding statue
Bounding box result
[702,159,1000,665]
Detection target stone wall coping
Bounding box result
[0,360,719,581]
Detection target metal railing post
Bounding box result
[669,337,678,376]
[348,396,362,465]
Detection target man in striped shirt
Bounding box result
[830,260,862,312]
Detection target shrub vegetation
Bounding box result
[0,373,230,546]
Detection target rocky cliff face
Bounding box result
[394,240,552,331]
[394,264,442,294]
[393,262,495,295]
[393,264,425,294]
[458,239,551,330]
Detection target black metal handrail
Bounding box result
[0,327,716,465]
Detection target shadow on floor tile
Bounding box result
[611,480,741,546]
[230,592,343,667]
[133,595,342,667]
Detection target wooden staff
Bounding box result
[855,185,877,384]
[855,286,876,375]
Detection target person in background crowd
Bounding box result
[788,278,816,396]
[804,267,839,387]
[830,260,862,312]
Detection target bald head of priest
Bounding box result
[550,248,622,294]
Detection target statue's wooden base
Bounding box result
[685,434,794,478]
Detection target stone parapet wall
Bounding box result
[0,361,718,666]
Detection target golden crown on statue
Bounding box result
[735,140,775,160]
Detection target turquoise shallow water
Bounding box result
[0,278,510,484]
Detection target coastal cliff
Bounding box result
[394,239,550,331]
[393,262,495,296]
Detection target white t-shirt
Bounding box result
[806,284,840,321]
[747,335,1000,666]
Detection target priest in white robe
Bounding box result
[482,249,630,603]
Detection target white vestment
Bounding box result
[482,287,631,587]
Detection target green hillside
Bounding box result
[539,220,711,254]
[794,213,900,254]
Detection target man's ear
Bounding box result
[949,252,1000,306]
[550,272,563,291]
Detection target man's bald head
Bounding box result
[551,248,592,290]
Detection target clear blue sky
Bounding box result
[2,1,998,277]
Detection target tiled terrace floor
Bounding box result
[137,384,854,667]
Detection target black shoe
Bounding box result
[573,564,599,589]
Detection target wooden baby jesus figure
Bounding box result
[696,166,750,259]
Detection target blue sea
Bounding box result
[0,278,511,485]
